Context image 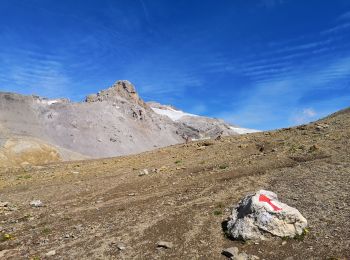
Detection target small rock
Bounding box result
[222,248,258,260]
[45,250,56,257]
[30,200,43,207]
[117,243,126,251]
[138,169,149,176]
[309,144,319,152]
[315,123,329,131]
[157,241,173,249]
[222,247,239,258]
[197,146,206,151]
[237,253,250,260]
[128,193,136,196]
[0,202,9,207]
[20,161,31,168]
[282,241,287,246]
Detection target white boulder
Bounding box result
[30,200,44,207]
[227,190,307,240]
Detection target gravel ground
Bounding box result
[0,108,349,259]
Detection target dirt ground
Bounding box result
[0,109,349,260]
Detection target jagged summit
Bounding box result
[85,80,148,108]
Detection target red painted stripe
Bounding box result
[259,194,282,211]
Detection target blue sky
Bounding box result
[0,0,350,130]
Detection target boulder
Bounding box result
[45,250,56,257]
[227,190,307,241]
[30,200,44,207]
[138,169,149,176]
[157,241,173,249]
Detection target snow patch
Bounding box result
[37,99,61,105]
[151,107,198,121]
[152,106,260,135]
[47,100,60,105]
[230,126,260,134]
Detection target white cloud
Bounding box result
[291,108,317,125]
[337,11,350,21]
[303,108,316,117]
[215,54,350,130]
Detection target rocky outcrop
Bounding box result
[227,190,308,241]
[85,80,148,109]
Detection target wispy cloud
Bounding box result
[322,22,350,34]
[337,11,350,21]
[291,108,317,125]
[201,34,345,80]
[0,1,349,130]
[0,46,74,98]
[217,54,350,130]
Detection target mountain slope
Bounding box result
[0,107,349,259]
[0,80,257,166]
[149,102,259,139]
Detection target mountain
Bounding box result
[0,80,258,166]
[1,106,349,259]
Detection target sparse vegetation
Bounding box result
[213,210,222,216]
[294,228,310,241]
[41,227,52,235]
[219,164,229,170]
[18,214,32,222]
[16,174,32,180]
[1,233,13,242]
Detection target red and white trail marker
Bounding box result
[259,194,282,211]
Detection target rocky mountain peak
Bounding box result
[112,80,140,103]
[85,80,148,108]
[113,80,136,94]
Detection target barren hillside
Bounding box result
[0,107,349,259]
[0,81,256,167]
